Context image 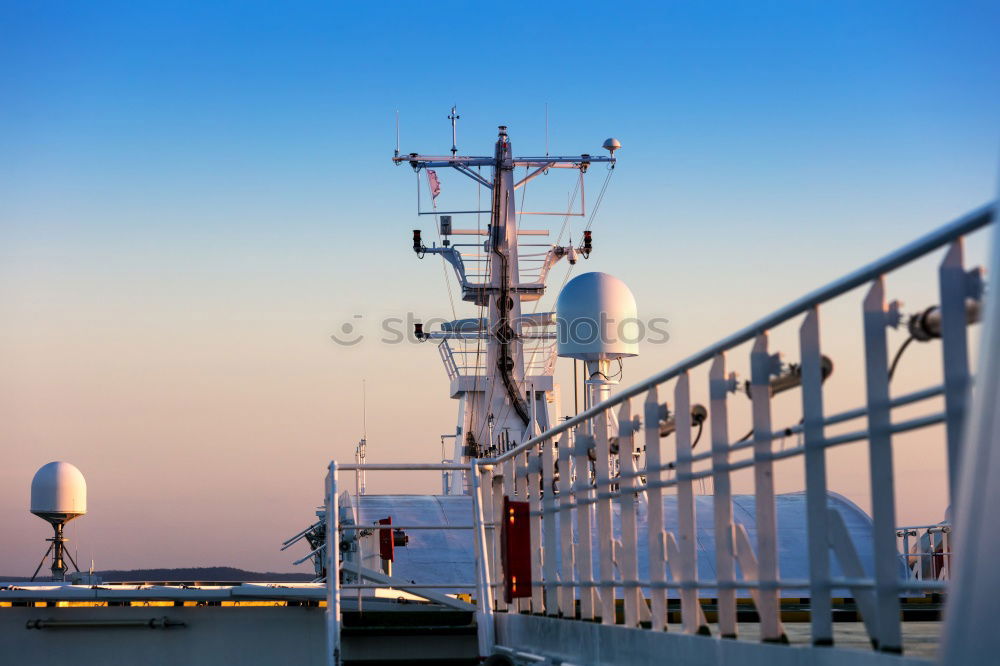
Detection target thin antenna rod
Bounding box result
[448,105,460,156]
[362,379,367,440]
[394,111,400,158]
[545,103,549,157]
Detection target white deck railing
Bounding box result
[326,203,995,665]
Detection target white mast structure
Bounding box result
[394,116,618,494]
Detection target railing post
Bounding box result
[617,400,641,627]
[749,333,786,642]
[493,469,509,612]
[573,431,597,620]
[557,433,577,617]
[541,438,559,615]
[470,460,496,658]
[939,239,973,507]
[800,307,833,646]
[709,354,738,638]
[325,461,341,666]
[674,373,707,634]
[594,407,616,624]
[863,277,902,653]
[644,386,668,631]
[527,448,545,612]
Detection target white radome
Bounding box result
[556,272,639,361]
[30,461,87,521]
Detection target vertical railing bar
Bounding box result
[939,239,972,507]
[863,277,903,653]
[750,333,787,642]
[557,433,576,617]
[325,461,341,666]
[674,374,707,634]
[493,468,509,612]
[470,460,496,658]
[514,452,530,613]
[573,431,597,620]
[618,400,641,627]
[710,354,738,638]
[527,448,545,612]
[800,307,833,646]
[594,406,616,624]
[541,437,559,615]
[480,465,499,606]
[644,386,668,631]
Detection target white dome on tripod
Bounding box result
[31,461,87,523]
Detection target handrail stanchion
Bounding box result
[573,431,597,620]
[643,387,668,632]
[557,433,576,617]
[493,466,509,612]
[594,406,616,624]
[750,333,787,642]
[939,240,973,506]
[470,460,496,658]
[674,373,708,634]
[800,308,833,646]
[541,437,559,615]
[325,461,341,666]
[527,448,545,612]
[863,278,903,653]
[617,400,641,627]
[709,354,738,638]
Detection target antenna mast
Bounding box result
[448,106,460,156]
[355,380,367,496]
[393,112,618,491]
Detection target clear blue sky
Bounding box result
[1,2,997,572]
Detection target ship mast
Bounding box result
[394,119,616,493]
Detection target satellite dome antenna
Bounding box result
[602,137,622,157]
[557,271,639,408]
[29,461,87,581]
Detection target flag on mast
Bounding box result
[427,169,441,199]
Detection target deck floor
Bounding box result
[710,622,941,659]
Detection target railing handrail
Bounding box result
[482,202,995,466]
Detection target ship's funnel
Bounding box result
[556,272,639,361]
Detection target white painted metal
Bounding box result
[469,461,496,657]
[938,240,972,506]
[643,386,668,631]
[749,333,786,642]
[617,401,641,628]
[709,354,738,638]
[941,202,1000,665]
[556,272,639,361]
[573,432,597,619]
[800,307,833,646]
[30,461,86,519]
[325,462,340,666]
[862,279,903,653]
[593,407,615,624]
[557,433,576,617]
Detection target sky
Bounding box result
[1,1,998,574]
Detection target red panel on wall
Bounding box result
[378,517,393,562]
[501,497,532,603]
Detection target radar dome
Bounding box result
[556,272,639,361]
[31,461,87,522]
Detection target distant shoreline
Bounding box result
[1,566,313,583]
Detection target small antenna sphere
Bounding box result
[30,461,87,524]
[556,272,639,361]
[602,138,621,155]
